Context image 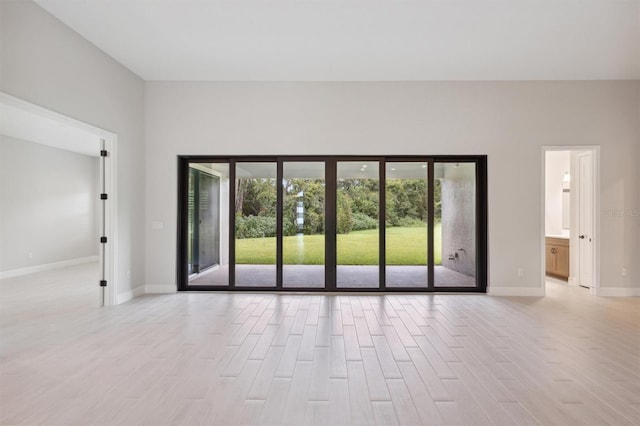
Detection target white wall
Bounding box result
[545,151,570,237]
[145,81,640,293]
[0,136,99,271]
[1,1,146,298]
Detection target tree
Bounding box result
[235,179,248,215]
[238,178,276,217]
[336,191,353,234]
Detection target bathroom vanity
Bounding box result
[545,236,569,280]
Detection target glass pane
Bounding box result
[283,162,325,288]
[188,169,195,275]
[434,162,477,287]
[385,162,429,288]
[336,161,379,288]
[235,162,277,287]
[188,163,229,286]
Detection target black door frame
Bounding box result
[177,155,487,293]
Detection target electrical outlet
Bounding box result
[517,268,524,277]
[27,252,33,260]
[621,268,627,277]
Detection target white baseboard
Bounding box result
[0,256,99,279]
[488,286,545,296]
[145,284,177,294]
[595,287,640,297]
[117,285,145,304]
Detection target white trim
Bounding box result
[0,256,99,279]
[0,92,119,305]
[103,136,118,306]
[594,287,640,297]
[541,146,600,297]
[488,286,545,297]
[117,285,145,304]
[145,285,177,294]
[0,93,116,140]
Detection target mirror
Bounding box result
[562,189,570,229]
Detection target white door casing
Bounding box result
[577,151,594,288]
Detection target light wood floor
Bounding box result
[1,263,639,425]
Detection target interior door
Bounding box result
[578,152,593,288]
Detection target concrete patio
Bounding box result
[189,264,476,288]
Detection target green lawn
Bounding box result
[235,225,441,265]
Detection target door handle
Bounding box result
[579,235,585,239]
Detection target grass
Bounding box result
[235,225,442,265]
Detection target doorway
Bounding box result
[178,156,487,292]
[543,147,598,294]
[0,92,117,305]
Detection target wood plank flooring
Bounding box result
[1,263,639,425]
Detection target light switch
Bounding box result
[151,221,164,230]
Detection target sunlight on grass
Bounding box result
[235,225,442,265]
[385,226,442,265]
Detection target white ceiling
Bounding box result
[35,0,640,81]
[0,102,101,157]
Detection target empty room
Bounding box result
[0,0,639,425]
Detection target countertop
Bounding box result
[546,234,569,240]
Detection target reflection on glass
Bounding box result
[188,163,229,286]
[434,162,476,287]
[336,161,379,288]
[385,162,429,288]
[283,162,325,288]
[235,162,277,287]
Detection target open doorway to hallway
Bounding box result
[0,93,116,306]
[543,148,599,294]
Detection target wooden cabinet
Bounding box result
[546,237,569,279]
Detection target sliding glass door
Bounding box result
[178,156,486,292]
[336,161,380,289]
[385,161,430,288]
[282,161,326,288]
[234,162,277,287]
[434,161,478,288]
[185,163,229,286]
